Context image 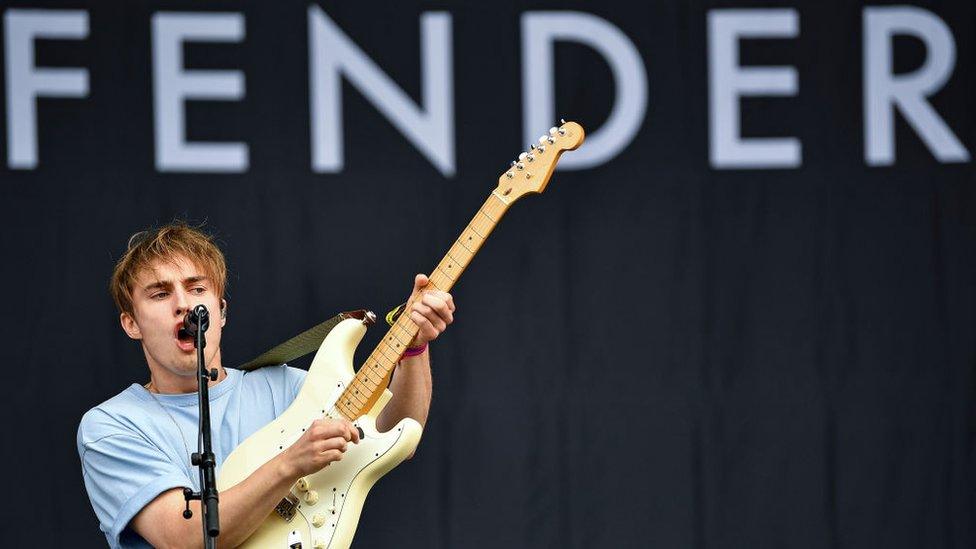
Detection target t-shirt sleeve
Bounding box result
[78,414,193,547]
[281,364,308,403]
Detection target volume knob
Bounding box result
[296,477,310,492]
[311,513,326,528]
[304,490,319,505]
[313,540,327,549]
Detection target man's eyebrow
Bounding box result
[142,276,209,292]
[143,280,172,292]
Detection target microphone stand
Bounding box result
[180,304,220,548]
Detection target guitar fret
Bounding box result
[352,383,369,404]
[336,401,354,418]
[459,230,481,250]
[385,332,407,352]
[444,253,467,275]
[370,354,393,373]
[451,242,473,261]
[434,265,455,282]
[356,375,374,391]
[467,223,486,239]
[478,208,497,223]
[456,237,475,255]
[354,375,372,390]
[365,357,389,378]
[346,388,366,407]
[393,323,415,345]
[378,341,399,362]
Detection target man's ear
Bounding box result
[220,298,227,327]
[120,311,142,340]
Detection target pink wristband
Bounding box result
[401,343,428,358]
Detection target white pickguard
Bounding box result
[218,318,423,548]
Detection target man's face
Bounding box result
[120,255,225,381]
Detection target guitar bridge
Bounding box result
[275,493,300,522]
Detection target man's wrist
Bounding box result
[402,342,428,358]
[271,449,299,483]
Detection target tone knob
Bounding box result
[304,490,319,505]
[313,540,327,549]
[296,477,310,492]
[311,513,326,528]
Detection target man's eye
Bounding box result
[151,292,169,299]
[191,287,206,294]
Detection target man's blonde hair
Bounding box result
[110,221,227,315]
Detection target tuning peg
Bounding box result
[516,162,525,170]
[518,152,527,161]
[548,127,558,136]
[506,171,514,179]
[560,118,566,125]
[530,144,536,151]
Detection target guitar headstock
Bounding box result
[494,120,585,202]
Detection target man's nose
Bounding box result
[174,289,190,316]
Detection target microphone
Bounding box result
[178,304,210,339]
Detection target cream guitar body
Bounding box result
[218,317,423,549]
[221,121,584,547]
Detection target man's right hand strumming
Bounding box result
[277,418,361,479]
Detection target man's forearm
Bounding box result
[376,348,433,433]
[204,455,298,547]
[147,454,298,548]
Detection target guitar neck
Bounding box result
[332,191,513,420]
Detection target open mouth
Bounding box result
[174,323,196,352]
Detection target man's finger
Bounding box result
[425,290,455,312]
[413,273,429,293]
[412,310,444,339]
[419,296,453,325]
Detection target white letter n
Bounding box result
[308,6,455,177]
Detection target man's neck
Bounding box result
[146,366,228,394]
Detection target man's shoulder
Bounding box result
[237,364,307,408]
[77,385,148,447]
[238,364,307,385]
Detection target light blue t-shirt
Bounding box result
[77,365,307,548]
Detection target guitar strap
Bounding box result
[236,305,407,372]
[236,309,366,372]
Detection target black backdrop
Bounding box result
[2,1,974,547]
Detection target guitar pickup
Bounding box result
[275,493,300,522]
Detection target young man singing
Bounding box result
[77,222,455,548]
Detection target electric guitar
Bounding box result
[217,121,585,548]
